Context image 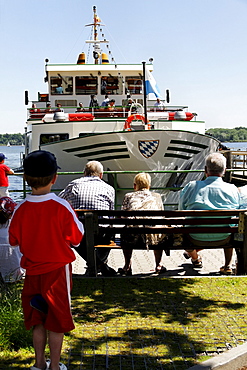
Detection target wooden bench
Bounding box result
[75,209,247,277]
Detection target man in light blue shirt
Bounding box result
[55,83,63,94]
[179,152,240,274]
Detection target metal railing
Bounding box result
[9,167,247,206]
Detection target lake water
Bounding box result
[2,142,246,202]
[224,142,247,151]
[1,145,25,202]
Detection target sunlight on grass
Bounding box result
[1,277,247,369]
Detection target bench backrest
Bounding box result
[76,209,247,235]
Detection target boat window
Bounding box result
[55,100,77,107]
[100,76,123,95]
[125,76,143,95]
[40,133,69,145]
[137,99,143,105]
[122,98,144,106]
[75,76,98,95]
[50,76,73,95]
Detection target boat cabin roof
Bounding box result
[46,63,153,74]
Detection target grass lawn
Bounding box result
[1,277,247,369]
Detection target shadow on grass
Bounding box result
[65,277,247,369]
[72,278,245,325]
[1,277,246,369]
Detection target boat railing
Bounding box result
[222,150,247,183]
[27,105,192,120]
[28,106,130,120]
[9,167,247,207]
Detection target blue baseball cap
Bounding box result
[0,153,7,161]
[23,150,60,177]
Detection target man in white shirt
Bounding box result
[154,98,165,111]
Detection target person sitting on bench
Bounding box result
[119,172,166,276]
[179,152,241,274]
[59,160,117,277]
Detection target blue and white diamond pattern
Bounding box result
[138,140,159,158]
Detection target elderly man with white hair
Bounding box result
[179,152,241,274]
[59,160,116,277]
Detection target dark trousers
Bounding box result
[76,232,113,267]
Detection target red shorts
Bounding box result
[22,264,75,333]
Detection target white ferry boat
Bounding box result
[24,6,220,204]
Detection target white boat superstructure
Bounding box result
[24,6,220,205]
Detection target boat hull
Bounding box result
[41,129,220,205]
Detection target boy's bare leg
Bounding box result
[48,331,64,370]
[32,324,47,369]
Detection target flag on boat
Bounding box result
[145,67,162,98]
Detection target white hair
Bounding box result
[84,161,103,177]
[206,152,226,176]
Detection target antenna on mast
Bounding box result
[85,6,108,64]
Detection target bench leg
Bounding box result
[85,212,97,277]
[236,212,247,275]
[243,214,247,274]
[235,245,245,275]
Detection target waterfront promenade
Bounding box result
[72,248,236,277]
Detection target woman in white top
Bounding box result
[119,173,166,276]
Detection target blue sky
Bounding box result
[0,0,247,133]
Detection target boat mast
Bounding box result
[93,6,99,64]
[85,6,108,64]
[142,61,148,124]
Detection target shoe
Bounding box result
[30,361,50,370]
[58,364,67,370]
[117,267,132,276]
[192,257,203,268]
[155,265,167,274]
[219,265,233,275]
[183,251,191,259]
[100,263,117,277]
[46,361,67,370]
[84,266,100,276]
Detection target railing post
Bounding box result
[84,211,97,277]
[242,212,247,274]
[23,175,27,198]
[114,173,118,209]
[224,151,232,183]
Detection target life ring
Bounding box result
[124,114,150,131]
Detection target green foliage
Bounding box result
[206,126,247,142]
[0,281,32,351]
[0,133,25,146]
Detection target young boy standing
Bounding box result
[9,150,84,370]
[0,152,14,197]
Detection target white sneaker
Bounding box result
[59,364,67,370]
[30,362,50,370]
[46,361,67,370]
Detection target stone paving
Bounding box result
[72,248,237,277]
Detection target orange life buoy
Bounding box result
[124,114,149,131]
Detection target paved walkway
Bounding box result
[72,248,237,277]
